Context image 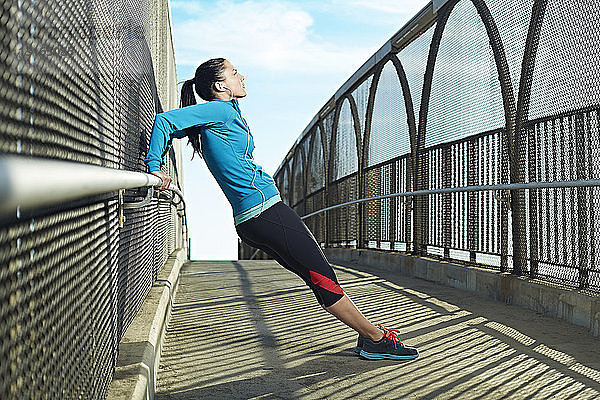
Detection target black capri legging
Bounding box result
[235,201,344,307]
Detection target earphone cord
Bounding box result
[220,83,265,216]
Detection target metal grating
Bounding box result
[307,125,325,194]
[332,98,358,181]
[485,0,533,97]
[396,23,435,127]
[368,59,411,167]
[291,143,305,211]
[351,75,373,141]
[426,0,505,148]
[529,0,600,120]
[0,0,184,397]
[280,165,290,206]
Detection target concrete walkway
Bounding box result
[155,260,600,400]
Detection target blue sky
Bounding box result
[172,0,430,260]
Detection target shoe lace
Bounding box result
[376,323,400,336]
[377,324,405,349]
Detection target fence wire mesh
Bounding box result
[0,0,183,398]
[239,0,600,293]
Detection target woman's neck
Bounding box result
[214,92,234,101]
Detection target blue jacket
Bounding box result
[144,98,280,223]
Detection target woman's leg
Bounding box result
[236,201,383,341]
[322,294,383,341]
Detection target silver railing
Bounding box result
[0,154,187,232]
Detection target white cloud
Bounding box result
[170,1,205,14]
[341,0,428,14]
[171,0,372,74]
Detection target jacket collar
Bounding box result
[211,97,241,114]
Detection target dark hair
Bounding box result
[180,57,226,159]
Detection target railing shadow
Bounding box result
[156,260,600,400]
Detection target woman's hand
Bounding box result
[150,170,172,191]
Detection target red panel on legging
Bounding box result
[309,270,344,295]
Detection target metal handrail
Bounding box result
[299,179,600,219]
[0,154,185,217]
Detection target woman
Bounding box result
[145,58,418,360]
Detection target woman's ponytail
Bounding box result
[180,79,203,159]
[181,58,226,160]
[180,79,197,108]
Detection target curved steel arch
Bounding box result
[358,53,419,249]
[469,0,517,153]
[413,1,454,254]
[417,0,519,146]
[346,94,364,168]
[290,141,307,210]
[515,0,548,278]
[317,119,328,186]
[317,118,330,245]
[346,93,367,246]
[326,106,340,186]
[468,0,522,272]
[412,0,521,256]
[304,125,323,196]
[327,96,361,184]
[324,94,364,246]
[360,55,417,169]
[389,55,418,158]
[281,162,292,206]
[361,61,387,171]
[416,2,454,151]
[515,0,547,142]
[469,0,547,276]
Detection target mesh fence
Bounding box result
[0,0,183,398]
[240,0,600,292]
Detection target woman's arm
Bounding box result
[144,101,234,172]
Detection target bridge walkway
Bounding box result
[155,260,600,400]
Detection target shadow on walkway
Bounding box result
[156,260,600,400]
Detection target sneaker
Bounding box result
[354,324,401,354]
[359,328,419,360]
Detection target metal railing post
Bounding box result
[575,114,589,289]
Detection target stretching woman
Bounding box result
[145,58,418,360]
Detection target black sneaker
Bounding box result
[354,324,401,354]
[359,328,419,360]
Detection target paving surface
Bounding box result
[156,260,600,400]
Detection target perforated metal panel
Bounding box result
[303,127,327,247]
[332,98,358,181]
[485,0,533,97]
[396,24,435,127]
[322,109,335,151]
[291,143,306,211]
[280,165,291,206]
[351,75,373,141]
[0,0,183,397]
[368,59,411,167]
[529,0,600,120]
[307,126,326,194]
[426,0,504,147]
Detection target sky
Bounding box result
[171,0,430,260]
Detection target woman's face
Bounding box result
[218,60,247,99]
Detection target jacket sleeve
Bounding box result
[144,102,234,172]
